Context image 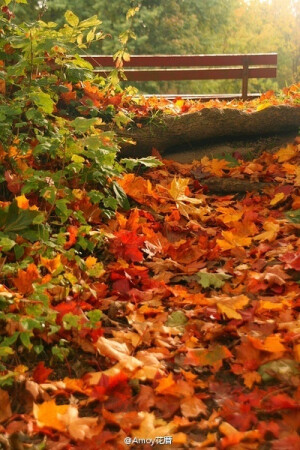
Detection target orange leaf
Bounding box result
[270,192,285,206]
[13,263,39,295]
[0,389,12,423]
[155,373,175,394]
[242,371,261,389]
[217,230,251,250]
[64,225,78,249]
[40,254,61,273]
[248,335,286,353]
[33,400,69,431]
[180,396,207,418]
[275,144,298,162]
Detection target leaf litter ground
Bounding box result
[1,137,300,450]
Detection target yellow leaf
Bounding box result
[85,256,97,268]
[242,371,261,389]
[16,195,29,209]
[40,254,61,273]
[132,412,177,440]
[217,231,251,250]
[180,396,207,418]
[33,400,69,431]
[256,102,272,111]
[201,157,229,176]
[217,294,249,320]
[14,365,28,374]
[96,336,142,371]
[270,192,285,206]
[217,303,242,320]
[294,344,300,363]
[169,177,190,200]
[258,300,284,311]
[217,207,243,224]
[249,334,286,353]
[155,373,175,393]
[253,220,279,242]
[275,144,298,162]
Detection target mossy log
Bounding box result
[118,105,300,157]
[197,177,273,194]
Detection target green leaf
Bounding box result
[285,209,300,224]
[62,313,80,330]
[0,201,41,235]
[52,344,69,361]
[0,346,14,358]
[112,182,130,210]
[29,92,54,114]
[79,16,101,29]
[65,10,79,27]
[0,233,16,252]
[258,359,300,383]
[86,309,102,325]
[70,117,99,133]
[166,311,188,327]
[197,271,231,289]
[121,156,164,170]
[19,332,33,349]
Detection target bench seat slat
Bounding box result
[94,67,277,81]
[83,53,277,68]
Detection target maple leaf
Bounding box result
[248,334,286,353]
[0,388,12,423]
[34,400,99,440]
[216,294,249,320]
[217,230,251,250]
[275,144,298,162]
[40,254,61,273]
[201,156,229,176]
[112,230,145,262]
[180,396,207,418]
[32,361,53,383]
[15,195,29,209]
[253,220,279,242]
[197,271,231,289]
[64,225,78,249]
[184,345,232,369]
[280,251,300,271]
[96,336,142,371]
[132,412,177,440]
[12,263,39,294]
[33,399,69,431]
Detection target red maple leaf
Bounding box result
[112,230,145,262]
[32,361,53,383]
[280,251,300,271]
[64,225,78,249]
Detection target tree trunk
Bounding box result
[118,105,300,156]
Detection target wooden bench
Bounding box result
[82,53,277,101]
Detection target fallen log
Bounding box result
[197,176,273,194]
[118,105,300,156]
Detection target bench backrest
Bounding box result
[81,53,277,100]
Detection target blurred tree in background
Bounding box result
[13,0,300,95]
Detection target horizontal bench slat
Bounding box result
[82,53,277,68]
[94,67,277,81]
[138,93,261,100]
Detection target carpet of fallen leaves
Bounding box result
[60,82,300,125]
[1,137,300,449]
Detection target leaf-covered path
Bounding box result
[1,137,300,449]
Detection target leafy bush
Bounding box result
[0,2,161,382]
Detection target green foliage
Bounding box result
[285,209,300,224]
[197,271,232,289]
[166,310,188,327]
[0,3,154,374]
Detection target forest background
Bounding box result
[14,0,300,95]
